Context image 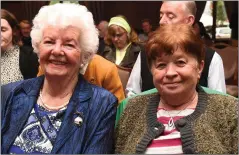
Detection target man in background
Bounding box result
[138,19,153,43]
[19,20,32,47]
[97,20,108,56]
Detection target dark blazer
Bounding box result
[19,45,39,79]
[102,43,143,68]
[1,75,117,154]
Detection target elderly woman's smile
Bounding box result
[151,47,202,99]
[38,26,81,77]
[49,60,67,65]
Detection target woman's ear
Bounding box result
[198,60,204,79]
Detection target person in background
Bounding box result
[1,3,117,154]
[193,21,213,47]
[126,1,226,97]
[115,24,238,154]
[102,15,144,69]
[138,19,153,43]
[97,20,108,56]
[37,54,126,103]
[1,9,39,85]
[19,20,32,47]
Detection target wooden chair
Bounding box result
[210,43,238,97]
[116,65,132,95]
[231,39,238,47]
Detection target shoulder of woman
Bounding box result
[1,80,28,111]
[206,94,238,114]
[130,42,145,52]
[90,84,118,102]
[124,92,158,112]
[103,45,114,52]
[207,93,237,103]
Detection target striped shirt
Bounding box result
[145,107,195,154]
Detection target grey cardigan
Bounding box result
[115,87,238,154]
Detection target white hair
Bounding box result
[31,3,99,65]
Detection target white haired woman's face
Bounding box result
[38,26,82,78]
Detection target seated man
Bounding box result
[19,20,32,47]
[138,19,153,43]
[38,54,125,103]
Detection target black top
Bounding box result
[19,45,39,79]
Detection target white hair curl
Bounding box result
[31,3,99,65]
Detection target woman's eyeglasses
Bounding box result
[111,32,126,39]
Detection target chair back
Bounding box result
[210,43,238,85]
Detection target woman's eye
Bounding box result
[176,60,186,66]
[1,28,7,32]
[156,63,167,69]
[44,40,53,44]
[64,44,75,49]
[66,44,74,47]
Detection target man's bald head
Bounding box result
[159,1,196,26]
[97,20,109,38]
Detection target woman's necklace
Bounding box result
[161,92,198,130]
[39,90,70,111]
[166,109,185,129]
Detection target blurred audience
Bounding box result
[97,20,108,56]
[102,15,144,69]
[19,20,32,47]
[138,19,153,43]
[193,21,213,46]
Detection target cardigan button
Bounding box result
[154,127,159,131]
[177,119,186,127]
[150,127,161,138]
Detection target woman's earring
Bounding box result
[80,63,84,68]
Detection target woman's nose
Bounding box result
[113,36,118,42]
[51,43,64,56]
[165,64,177,78]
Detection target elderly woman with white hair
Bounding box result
[1,3,117,154]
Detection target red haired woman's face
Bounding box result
[151,47,204,102]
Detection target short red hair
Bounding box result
[145,24,205,68]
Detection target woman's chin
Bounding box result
[45,71,67,78]
[160,87,184,96]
